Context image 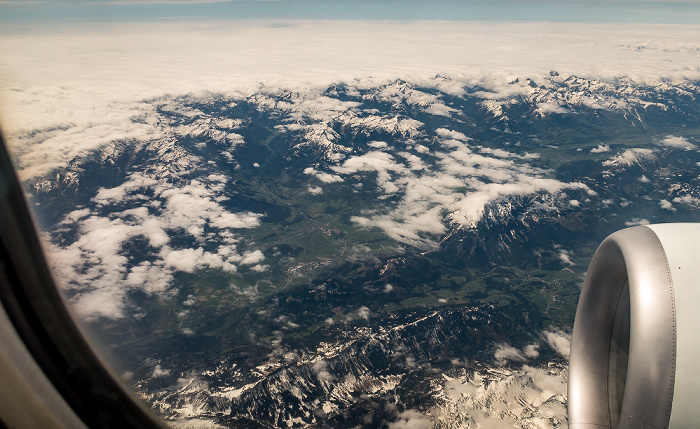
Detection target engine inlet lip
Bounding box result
[568,225,676,429]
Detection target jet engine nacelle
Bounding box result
[568,223,700,428]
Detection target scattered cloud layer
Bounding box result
[492,329,571,366]
[311,128,588,248]
[44,173,263,320]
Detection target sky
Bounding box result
[3,0,700,26]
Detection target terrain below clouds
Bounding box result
[12,73,700,428]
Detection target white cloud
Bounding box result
[332,151,408,194]
[240,250,265,266]
[312,360,335,382]
[625,217,650,226]
[415,144,430,154]
[304,167,344,184]
[673,194,700,206]
[494,345,526,365]
[125,261,172,294]
[93,174,159,205]
[590,144,610,153]
[356,306,371,321]
[424,103,458,117]
[71,286,129,320]
[659,199,676,211]
[308,185,323,195]
[558,249,574,266]
[436,128,469,141]
[389,410,433,429]
[250,264,269,273]
[658,135,697,150]
[523,344,539,359]
[603,148,655,166]
[231,285,259,300]
[368,141,389,149]
[544,329,571,359]
[152,365,171,378]
[160,247,227,273]
[535,102,569,116]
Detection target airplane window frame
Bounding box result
[0,131,165,429]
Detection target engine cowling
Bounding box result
[568,223,700,428]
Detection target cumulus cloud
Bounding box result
[659,199,676,211]
[544,329,571,359]
[312,360,335,382]
[672,194,700,206]
[304,167,344,184]
[492,329,571,367]
[523,344,539,359]
[331,151,408,194]
[368,141,389,149]
[436,127,469,142]
[356,306,371,321]
[535,102,569,116]
[558,248,574,266]
[494,345,527,365]
[658,135,697,150]
[603,148,655,166]
[625,218,650,226]
[590,144,610,153]
[240,250,265,266]
[388,410,433,429]
[307,185,323,195]
[231,285,259,300]
[161,247,229,273]
[152,365,171,378]
[250,264,269,273]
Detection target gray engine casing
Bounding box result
[568,224,700,428]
